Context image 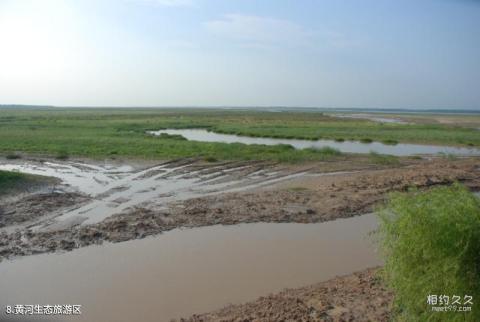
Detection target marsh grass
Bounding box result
[0,108,478,162]
[377,184,480,321]
[368,151,400,165]
[360,138,373,143]
[0,170,25,191]
[156,133,187,140]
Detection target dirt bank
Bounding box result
[0,158,478,261]
[0,192,89,229]
[173,158,480,224]
[179,267,393,322]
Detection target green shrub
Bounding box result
[377,184,480,321]
[360,138,373,143]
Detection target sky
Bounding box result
[0,0,479,109]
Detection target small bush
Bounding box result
[377,184,480,321]
[360,138,373,143]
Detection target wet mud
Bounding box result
[181,267,392,322]
[0,157,479,261]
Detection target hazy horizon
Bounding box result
[1,0,479,109]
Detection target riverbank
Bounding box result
[1,157,478,261]
[0,214,380,322]
[181,267,392,322]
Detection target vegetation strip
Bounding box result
[1,108,479,162]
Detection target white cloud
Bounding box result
[204,14,312,47]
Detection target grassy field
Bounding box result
[0,107,479,162]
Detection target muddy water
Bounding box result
[0,214,380,322]
[150,129,480,156]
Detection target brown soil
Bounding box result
[174,158,480,224]
[178,267,393,322]
[0,192,89,228]
[0,158,478,261]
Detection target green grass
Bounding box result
[0,170,43,195]
[0,170,57,195]
[377,184,480,321]
[368,151,400,165]
[0,107,479,162]
[0,170,26,191]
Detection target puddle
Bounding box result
[149,129,480,156]
[0,213,380,322]
[0,161,320,228]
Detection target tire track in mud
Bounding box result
[1,157,479,261]
[0,159,312,231]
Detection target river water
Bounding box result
[0,214,380,322]
[149,129,480,156]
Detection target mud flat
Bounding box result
[0,156,479,321]
[0,214,379,322]
[1,157,479,260]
